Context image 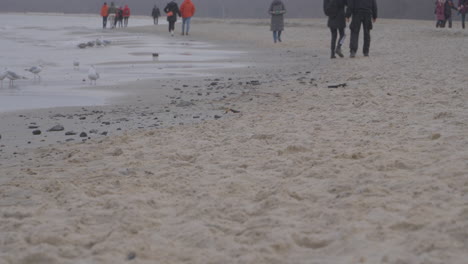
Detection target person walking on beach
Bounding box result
[152,5,161,25]
[435,0,446,27]
[444,0,457,28]
[324,0,348,59]
[100,2,109,28]
[459,0,468,29]
[115,6,124,28]
[164,0,181,37]
[123,5,131,27]
[269,0,287,43]
[108,2,117,29]
[346,0,378,58]
[180,0,196,35]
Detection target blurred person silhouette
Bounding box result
[324,0,348,59]
[269,0,287,43]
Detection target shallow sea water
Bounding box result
[0,13,243,112]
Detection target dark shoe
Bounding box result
[331,55,337,59]
[363,53,369,57]
[335,46,344,58]
[350,52,356,58]
[278,37,282,42]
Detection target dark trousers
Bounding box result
[124,17,129,27]
[153,17,159,25]
[103,16,108,28]
[445,15,453,28]
[168,21,175,32]
[350,13,372,55]
[436,20,445,28]
[462,13,466,29]
[330,27,345,55]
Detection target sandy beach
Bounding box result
[1,17,468,264]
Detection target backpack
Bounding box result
[325,0,339,18]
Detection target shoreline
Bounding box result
[1,17,468,264]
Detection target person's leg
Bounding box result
[156,17,158,25]
[103,16,107,28]
[363,17,371,56]
[336,27,345,57]
[277,30,282,42]
[125,17,128,27]
[186,17,191,35]
[448,16,453,28]
[463,14,466,29]
[330,27,338,58]
[272,31,277,43]
[182,18,186,35]
[349,17,361,57]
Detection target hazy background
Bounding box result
[0,0,437,20]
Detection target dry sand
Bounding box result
[1,18,468,264]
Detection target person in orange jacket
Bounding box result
[180,0,196,35]
[100,2,109,28]
[123,5,131,27]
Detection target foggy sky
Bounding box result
[0,0,438,20]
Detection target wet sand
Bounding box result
[1,18,468,264]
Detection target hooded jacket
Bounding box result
[100,4,108,17]
[459,0,468,14]
[164,1,181,22]
[324,0,347,29]
[123,5,130,17]
[435,0,446,20]
[180,0,196,18]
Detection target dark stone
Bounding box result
[66,138,75,142]
[327,83,347,88]
[79,117,86,120]
[28,126,39,129]
[193,116,200,119]
[32,130,42,135]
[65,131,77,136]
[48,125,65,132]
[102,122,111,125]
[79,132,88,138]
[127,252,136,260]
[101,131,108,136]
[250,80,261,85]
[214,115,222,119]
[89,129,99,134]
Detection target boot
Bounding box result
[335,45,344,58]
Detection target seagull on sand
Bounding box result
[25,65,43,81]
[88,66,100,85]
[6,71,27,87]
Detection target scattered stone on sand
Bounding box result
[28,126,39,129]
[431,133,441,140]
[102,122,111,125]
[65,131,77,136]
[79,117,86,120]
[111,148,124,156]
[32,130,42,135]
[127,252,136,261]
[101,131,108,136]
[79,132,87,138]
[214,115,222,119]
[48,125,65,132]
[89,129,99,134]
[327,83,347,88]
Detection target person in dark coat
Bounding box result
[346,0,377,58]
[444,0,458,28]
[164,0,181,36]
[324,0,348,58]
[459,0,468,29]
[269,0,287,43]
[152,5,161,25]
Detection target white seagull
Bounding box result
[88,66,100,85]
[25,65,43,81]
[6,71,27,87]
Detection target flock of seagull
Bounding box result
[0,63,100,88]
[0,38,112,88]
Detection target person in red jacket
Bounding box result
[123,5,131,27]
[180,0,196,35]
[100,2,109,28]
